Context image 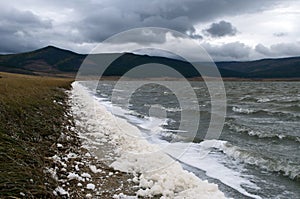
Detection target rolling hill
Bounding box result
[217,57,300,78]
[0,46,299,78]
[0,46,85,76]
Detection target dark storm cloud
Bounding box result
[67,0,280,43]
[205,21,237,37]
[0,34,44,54]
[76,13,198,43]
[0,7,52,53]
[0,0,283,57]
[111,0,281,24]
[73,0,280,43]
[0,7,52,30]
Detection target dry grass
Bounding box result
[0,72,73,198]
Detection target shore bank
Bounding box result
[0,72,137,198]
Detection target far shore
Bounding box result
[1,71,299,81]
[73,75,300,82]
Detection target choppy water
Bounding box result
[82,81,300,199]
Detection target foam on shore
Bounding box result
[70,81,226,199]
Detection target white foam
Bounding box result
[86,183,95,190]
[55,186,69,196]
[257,98,271,103]
[232,106,255,114]
[164,141,262,199]
[89,165,102,173]
[70,81,226,199]
[94,92,175,142]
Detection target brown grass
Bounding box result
[0,72,73,198]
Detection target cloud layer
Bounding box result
[0,7,52,52]
[256,42,300,57]
[0,0,299,60]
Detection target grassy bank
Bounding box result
[0,72,139,198]
[0,72,72,198]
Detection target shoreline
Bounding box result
[2,70,300,81]
[0,72,138,198]
[71,82,227,198]
[75,75,300,82]
[46,92,138,198]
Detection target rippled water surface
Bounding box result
[84,81,300,199]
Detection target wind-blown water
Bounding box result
[79,81,300,199]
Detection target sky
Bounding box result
[0,0,300,61]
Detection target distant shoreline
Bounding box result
[1,70,300,81]
[74,75,300,82]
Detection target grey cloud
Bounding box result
[0,7,52,53]
[0,33,44,54]
[204,42,251,60]
[0,0,285,57]
[102,27,202,47]
[77,13,198,43]
[273,32,288,37]
[255,44,273,56]
[142,16,196,34]
[0,7,52,32]
[205,21,237,37]
[71,0,280,43]
[255,43,300,57]
[118,0,281,24]
[104,28,167,44]
[188,34,203,40]
[76,7,142,42]
[141,16,203,41]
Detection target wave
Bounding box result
[231,106,300,119]
[278,104,300,112]
[165,141,262,199]
[144,104,182,112]
[256,98,272,103]
[239,95,256,102]
[112,88,124,92]
[274,96,300,104]
[223,144,300,181]
[202,140,300,181]
[226,122,300,142]
[94,92,186,145]
[240,96,299,104]
[232,107,255,114]
[256,97,297,103]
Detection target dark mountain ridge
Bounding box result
[0,46,299,78]
[0,46,86,75]
[217,57,300,78]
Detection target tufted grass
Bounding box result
[0,72,73,198]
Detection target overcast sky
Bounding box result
[0,0,300,61]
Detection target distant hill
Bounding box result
[0,46,85,76]
[0,46,299,78]
[217,57,300,78]
[100,53,245,78]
